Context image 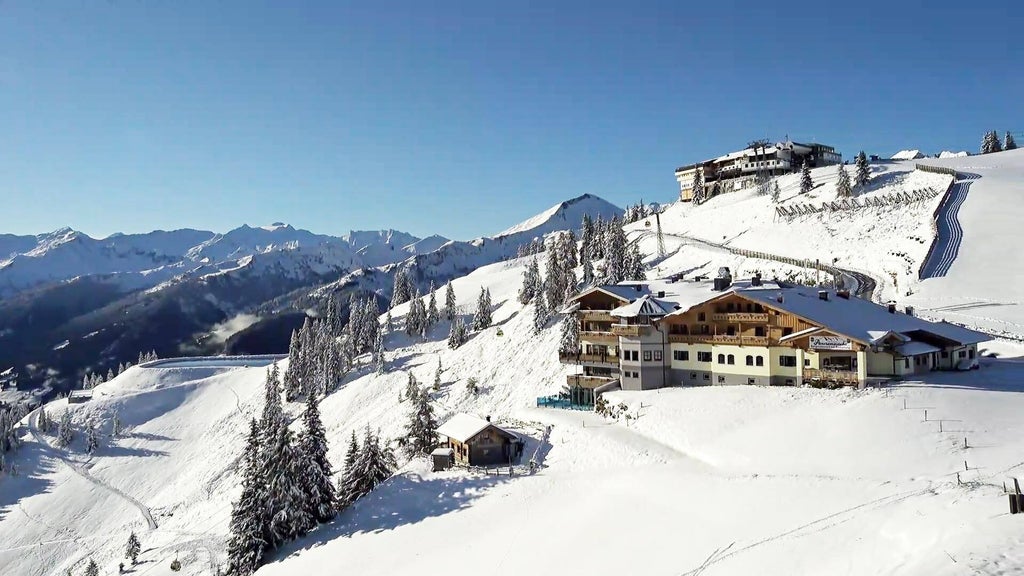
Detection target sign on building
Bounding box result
[809,335,852,351]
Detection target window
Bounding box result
[697,312,706,322]
[726,326,736,336]
[673,350,689,361]
[782,327,793,336]
[779,356,797,367]
[698,352,712,363]
[717,375,726,383]
[717,354,725,364]
[745,355,753,366]
[703,373,710,381]
[969,349,975,359]
[904,358,910,369]
[700,324,710,334]
[747,378,756,385]
[754,326,765,337]
[690,372,697,379]
[653,350,662,362]
[756,356,764,367]
[958,351,966,359]
[643,350,652,362]
[727,354,735,365]
[804,359,811,367]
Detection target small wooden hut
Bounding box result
[437,413,522,467]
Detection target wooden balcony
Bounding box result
[579,310,614,323]
[558,352,619,367]
[667,334,770,346]
[610,324,651,337]
[804,368,860,385]
[711,312,769,323]
[580,331,617,343]
[565,375,615,389]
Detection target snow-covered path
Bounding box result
[920,173,979,279]
[27,409,159,530]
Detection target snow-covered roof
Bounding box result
[891,149,925,160]
[610,295,670,318]
[896,342,941,357]
[69,390,93,399]
[431,447,454,457]
[437,413,515,443]
[867,330,910,345]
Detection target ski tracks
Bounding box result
[920,174,979,279]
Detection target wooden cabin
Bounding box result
[437,413,522,467]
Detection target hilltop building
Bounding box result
[561,274,988,401]
[675,140,842,201]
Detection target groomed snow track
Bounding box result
[919,173,980,280]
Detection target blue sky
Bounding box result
[1,1,1020,241]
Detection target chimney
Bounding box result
[751,275,762,287]
[486,415,491,422]
[905,306,915,317]
[887,302,896,314]
[837,289,850,299]
[818,290,829,301]
[657,290,665,298]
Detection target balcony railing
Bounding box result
[580,331,617,343]
[565,375,615,389]
[610,324,651,337]
[667,334,770,346]
[579,310,614,323]
[710,312,769,323]
[804,368,860,384]
[558,352,619,366]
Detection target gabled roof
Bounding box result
[437,413,516,444]
[610,295,670,318]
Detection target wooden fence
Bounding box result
[775,188,940,218]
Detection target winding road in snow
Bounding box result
[27,409,158,530]
[919,173,979,279]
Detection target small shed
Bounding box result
[431,447,454,471]
[437,413,523,467]
[68,390,93,404]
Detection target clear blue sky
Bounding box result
[1,1,1020,241]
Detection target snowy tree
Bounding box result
[835,163,852,198]
[691,169,705,204]
[472,286,492,331]
[126,531,141,565]
[992,130,1003,153]
[260,365,284,441]
[603,217,626,284]
[444,281,457,322]
[361,297,380,352]
[426,282,439,329]
[855,151,870,188]
[298,393,336,523]
[106,368,114,382]
[624,241,645,281]
[373,329,386,375]
[391,267,411,307]
[283,330,302,402]
[563,229,578,268]
[84,559,98,576]
[404,372,419,403]
[518,257,542,304]
[56,410,73,448]
[1005,131,1017,151]
[581,245,594,286]
[982,130,1000,154]
[771,180,781,203]
[37,405,52,434]
[111,409,122,437]
[348,294,364,351]
[347,427,395,503]
[544,241,564,313]
[532,292,549,334]
[226,419,267,576]
[385,308,393,333]
[799,160,813,194]
[117,362,126,375]
[264,424,314,545]
[447,316,468,349]
[433,358,442,392]
[405,290,425,337]
[558,312,580,356]
[86,423,99,455]
[336,430,360,509]
[580,214,594,264]
[403,387,438,455]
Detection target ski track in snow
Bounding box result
[920,174,979,279]
[27,409,159,531]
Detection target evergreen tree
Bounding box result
[84,559,98,576]
[835,163,852,198]
[579,214,594,265]
[854,151,870,188]
[472,286,492,331]
[1006,131,1017,151]
[433,358,442,392]
[85,423,99,455]
[260,365,284,441]
[126,531,141,565]
[391,267,411,306]
[581,244,594,286]
[799,159,813,194]
[518,257,541,304]
[283,330,302,401]
[56,410,73,448]
[544,240,564,312]
[447,316,467,349]
[111,408,122,437]
[385,308,393,333]
[592,215,606,260]
[564,229,579,268]
[226,419,267,576]
[532,292,549,334]
[992,130,1003,153]
[691,169,705,203]
[373,329,386,375]
[337,430,360,509]
[350,427,395,502]
[444,281,457,322]
[348,294,364,351]
[404,372,419,402]
[426,282,439,329]
[404,388,438,455]
[624,242,645,281]
[106,368,115,382]
[771,180,781,203]
[117,362,126,375]
[38,405,51,434]
[603,217,627,284]
[298,393,336,523]
[361,297,380,351]
[558,311,580,356]
[264,424,314,545]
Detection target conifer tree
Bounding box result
[444,281,457,322]
[37,405,51,434]
[117,362,126,375]
[854,151,870,188]
[835,163,852,198]
[283,330,302,401]
[447,316,467,349]
[84,559,98,576]
[558,312,580,356]
[579,214,594,264]
[800,160,813,194]
[592,215,606,260]
[226,419,266,576]
[992,130,1003,153]
[86,423,99,455]
[433,358,442,392]
[581,245,594,286]
[260,365,284,441]
[362,298,380,351]
[348,294,364,351]
[126,532,141,565]
[348,427,395,502]
[544,241,564,312]
[603,218,627,284]
[106,368,115,382]
[426,282,439,329]
[337,430,360,509]
[385,308,393,333]
[625,242,645,281]
[264,424,314,546]
[373,329,386,375]
[1005,131,1017,151]
[771,180,781,203]
[533,292,549,334]
[404,372,419,402]
[391,267,411,306]
[472,286,492,331]
[111,409,122,437]
[404,389,438,455]
[564,229,579,268]
[56,410,73,448]
[298,393,336,523]
[518,257,541,304]
[691,169,705,203]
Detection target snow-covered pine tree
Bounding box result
[336,430,360,509]
[283,329,302,401]
[86,423,99,455]
[348,294,364,352]
[558,311,580,356]
[1006,131,1018,151]
[373,329,386,375]
[298,393,336,523]
[322,337,342,396]
[444,281,457,322]
[836,163,852,198]
[226,419,267,576]
[517,257,540,304]
[37,405,51,434]
[111,408,122,437]
[691,169,704,204]
[564,229,578,268]
[592,214,605,260]
[264,423,314,546]
[260,365,284,442]
[799,160,813,194]
[126,531,141,565]
[603,217,626,284]
[472,286,492,331]
[992,130,1003,153]
[385,308,393,333]
[404,388,439,455]
[404,371,419,402]
[533,292,549,334]
[362,297,380,351]
[771,180,781,203]
[56,410,73,448]
[581,244,594,286]
[426,282,439,329]
[106,368,114,382]
[84,559,98,576]
[580,214,594,264]
[433,358,442,392]
[391,267,411,306]
[624,241,645,281]
[348,427,395,503]
[447,316,465,349]
[855,151,870,188]
[544,240,564,313]
[117,362,126,375]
